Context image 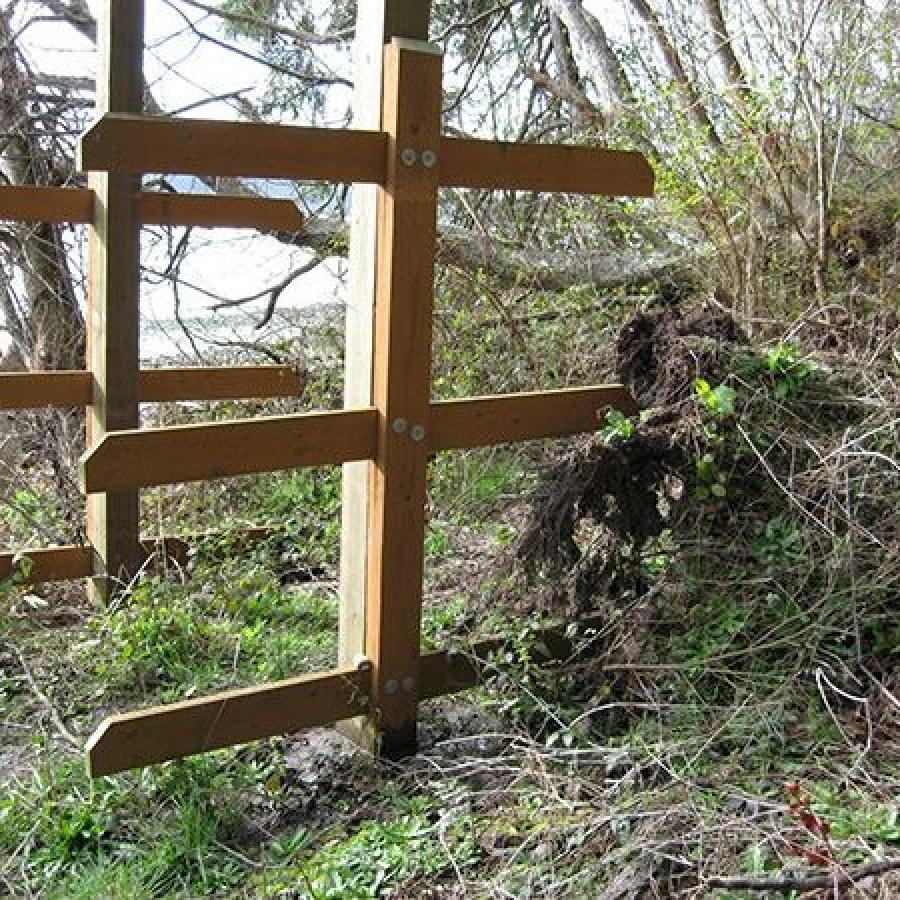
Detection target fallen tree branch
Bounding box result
[273,218,680,293]
[704,857,900,892]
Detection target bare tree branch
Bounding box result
[176,0,351,46]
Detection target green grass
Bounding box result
[3,299,899,897]
[79,555,337,701]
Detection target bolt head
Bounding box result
[384,678,399,696]
[400,147,417,166]
[421,149,437,168]
[392,417,408,434]
[410,424,426,443]
[401,676,416,693]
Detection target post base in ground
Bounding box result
[336,717,417,759]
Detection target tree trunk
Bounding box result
[0,8,85,372]
[627,0,722,147]
[543,0,635,109]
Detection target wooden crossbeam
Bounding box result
[0,186,94,222]
[0,541,182,585]
[0,366,303,409]
[79,115,388,183]
[440,138,654,196]
[0,528,276,587]
[86,609,612,775]
[136,366,303,402]
[86,665,371,776]
[428,386,638,451]
[0,371,92,408]
[0,185,304,230]
[80,407,378,492]
[78,385,636,492]
[139,193,303,230]
[77,115,654,198]
[0,546,94,584]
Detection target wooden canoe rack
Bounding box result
[8,3,653,775]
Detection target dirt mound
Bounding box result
[517,302,747,612]
[615,303,747,408]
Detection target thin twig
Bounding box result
[704,857,900,891]
[2,640,79,748]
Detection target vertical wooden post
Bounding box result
[86,0,143,603]
[363,40,442,755]
[339,4,431,741]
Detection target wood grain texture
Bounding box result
[79,114,387,183]
[0,186,93,223]
[86,666,371,775]
[137,366,303,402]
[80,407,378,492]
[428,385,638,451]
[86,0,145,603]
[0,367,303,409]
[0,186,303,231]
[0,546,93,584]
[365,41,443,756]
[339,1,434,750]
[440,137,654,196]
[0,371,92,408]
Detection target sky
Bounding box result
[10,1,346,363]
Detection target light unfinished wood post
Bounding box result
[339,3,431,745]
[86,0,143,603]
[362,40,443,755]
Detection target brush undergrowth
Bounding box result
[1,288,898,897]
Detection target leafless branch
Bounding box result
[703,857,900,892]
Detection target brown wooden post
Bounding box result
[363,40,442,755]
[339,3,431,744]
[86,0,143,602]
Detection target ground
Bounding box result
[1,299,898,897]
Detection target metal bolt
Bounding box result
[384,678,399,695]
[401,147,418,166]
[392,417,408,434]
[410,424,426,443]
[401,676,416,693]
[421,149,437,168]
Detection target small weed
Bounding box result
[257,467,342,567]
[429,449,529,514]
[424,520,454,558]
[694,378,737,417]
[694,451,728,500]
[598,408,634,444]
[421,593,469,649]
[256,800,479,899]
[739,343,816,399]
[753,515,808,571]
[81,556,336,697]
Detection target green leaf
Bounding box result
[693,378,712,400]
[711,385,736,416]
